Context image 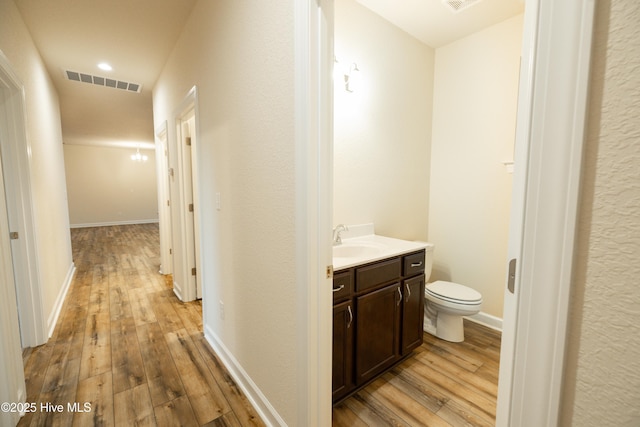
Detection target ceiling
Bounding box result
[356,0,523,47]
[14,0,522,150]
[15,0,198,149]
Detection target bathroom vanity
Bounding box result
[332,234,429,403]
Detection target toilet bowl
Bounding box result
[424,280,482,343]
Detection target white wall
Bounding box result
[153,0,297,423]
[561,0,640,425]
[64,144,158,227]
[334,0,434,241]
[428,15,523,318]
[0,0,74,337]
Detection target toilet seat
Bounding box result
[426,280,482,305]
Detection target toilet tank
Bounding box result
[423,243,435,281]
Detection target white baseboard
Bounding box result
[70,219,159,228]
[466,311,503,332]
[172,282,184,302]
[47,262,76,338]
[203,324,286,426]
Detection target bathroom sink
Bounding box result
[333,242,384,258]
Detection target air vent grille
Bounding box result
[64,70,142,93]
[443,0,481,13]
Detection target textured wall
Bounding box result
[561,0,640,425]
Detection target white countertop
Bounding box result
[333,234,433,271]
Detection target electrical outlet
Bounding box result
[219,300,225,319]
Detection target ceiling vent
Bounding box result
[64,70,142,93]
[443,0,481,13]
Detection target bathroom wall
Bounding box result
[428,15,523,318]
[334,0,523,320]
[153,0,298,423]
[560,0,640,425]
[64,144,158,227]
[0,0,74,337]
[334,0,434,241]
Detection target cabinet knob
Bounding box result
[332,284,345,293]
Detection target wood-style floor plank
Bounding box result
[111,317,147,394]
[113,384,156,427]
[73,371,114,427]
[17,224,264,427]
[153,395,199,427]
[333,319,501,427]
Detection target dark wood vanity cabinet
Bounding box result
[332,249,425,403]
[332,271,354,401]
[401,274,426,355]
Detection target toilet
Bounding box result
[424,280,482,342]
[420,245,482,342]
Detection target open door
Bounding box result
[0,145,27,425]
[178,111,201,299]
[155,121,173,276]
[170,86,202,302]
[496,1,595,425]
[0,53,46,348]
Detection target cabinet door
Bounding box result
[401,274,425,355]
[333,300,354,402]
[355,283,401,385]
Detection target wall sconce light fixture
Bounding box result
[344,62,360,92]
[131,146,148,162]
[335,58,361,92]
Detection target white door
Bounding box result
[0,146,27,425]
[180,112,201,299]
[155,122,173,275]
[496,1,596,425]
[172,90,202,303]
[0,59,46,348]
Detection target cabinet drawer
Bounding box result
[403,251,425,277]
[333,270,353,303]
[356,257,402,293]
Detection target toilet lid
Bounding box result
[426,280,482,303]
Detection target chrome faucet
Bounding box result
[333,224,348,245]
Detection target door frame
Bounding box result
[0,51,46,348]
[0,138,27,427]
[171,86,202,302]
[496,0,596,425]
[295,0,334,424]
[155,121,173,275]
[300,0,597,424]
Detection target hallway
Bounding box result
[18,224,264,426]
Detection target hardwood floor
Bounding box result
[18,224,264,427]
[17,223,500,426]
[332,320,501,427]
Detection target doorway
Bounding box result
[325,0,596,425]
[0,54,46,349]
[155,121,173,276]
[0,144,27,427]
[170,87,202,301]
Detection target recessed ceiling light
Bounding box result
[97,62,112,71]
